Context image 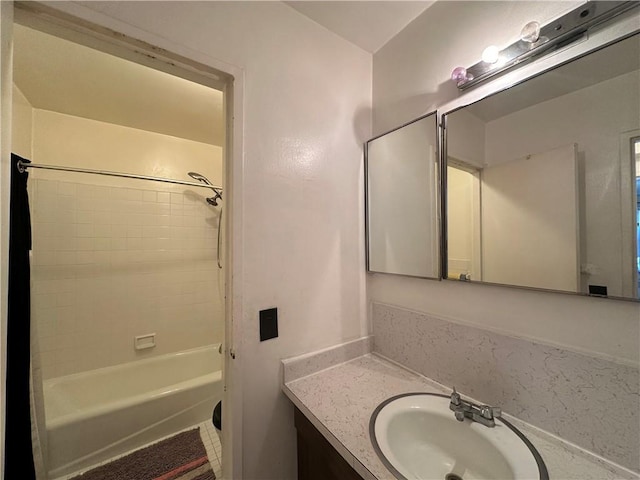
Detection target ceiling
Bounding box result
[13,24,224,147]
[285,1,433,53]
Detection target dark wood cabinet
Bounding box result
[294,407,365,480]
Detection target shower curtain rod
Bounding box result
[16,160,223,194]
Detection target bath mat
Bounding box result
[69,427,215,480]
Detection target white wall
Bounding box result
[11,85,31,158]
[32,2,371,479]
[27,110,223,378]
[373,1,583,134]
[31,109,222,187]
[446,109,485,167]
[371,1,639,366]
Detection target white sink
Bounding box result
[370,393,548,480]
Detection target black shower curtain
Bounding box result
[4,153,36,478]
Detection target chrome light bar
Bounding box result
[453,1,639,90]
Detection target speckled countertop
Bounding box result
[282,352,639,480]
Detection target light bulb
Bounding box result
[481,45,500,64]
[520,21,541,43]
[450,67,468,84]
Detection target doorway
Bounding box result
[10,10,232,480]
[446,158,481,281]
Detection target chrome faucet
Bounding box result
[449,387,501,428]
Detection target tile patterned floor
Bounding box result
[53,420,223,480]
[200,418,223,479]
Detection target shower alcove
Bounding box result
[12,22,226,479]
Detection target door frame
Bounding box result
[0,3,15,477]
[1,2,245,478]
[446,157,482,282]
[620,129,640,299]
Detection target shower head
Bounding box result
[188,171,222,206]
[188,171,213,185]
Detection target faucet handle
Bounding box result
[480,405,501,420]
[450,387,461,406]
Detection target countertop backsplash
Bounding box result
[371,302,640,474]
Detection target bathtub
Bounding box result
[43,344,222,478]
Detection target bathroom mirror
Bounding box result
[366,112,439,278]
[443,33,640,301]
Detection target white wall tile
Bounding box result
[76,184,93,198]
[31,179,223,379]
[142,190,156,202]
[37,179,59,194]
[125,188,143,201]
[58,182,77,196]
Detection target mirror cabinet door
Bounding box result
[443,33,640,300]
[365,113,439,278]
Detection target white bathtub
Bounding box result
[43,344,222,478]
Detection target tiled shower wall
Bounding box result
[30,178,223,379]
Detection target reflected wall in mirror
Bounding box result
[366,113,439,278]
[444,33,640,300]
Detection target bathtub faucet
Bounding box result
[449,387,501,428]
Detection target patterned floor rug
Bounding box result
[69,427,215,480]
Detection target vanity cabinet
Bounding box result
[294,407,364,480]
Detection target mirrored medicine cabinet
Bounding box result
[365,29,640,302]
[365,113,439,279]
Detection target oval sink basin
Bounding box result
[370,393,548,480]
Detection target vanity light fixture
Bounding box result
[450,66,471,84]
[520,21,541,44]
[481,45,500,64]
[450,1,639,90]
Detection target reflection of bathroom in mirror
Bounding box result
[366,113,439,278]
[444,33,640,301]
